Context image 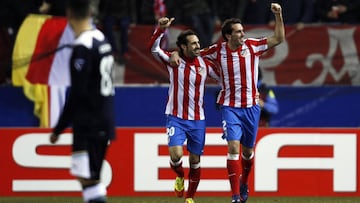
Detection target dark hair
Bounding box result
[221,18,242,41]
[66,0,91,19]
[176,29,197,55]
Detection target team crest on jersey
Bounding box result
[74,58,85,71]
[196,66,205,74]
[240,48,249,57]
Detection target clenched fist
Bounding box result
[271,3,282,14]
[158,17,175,30]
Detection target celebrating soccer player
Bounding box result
[171,3,285,203]
[149,17,220,203]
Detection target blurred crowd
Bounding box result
[1,0,360,84]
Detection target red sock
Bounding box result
[227,159,240,196]
[170,161,184,177]
[186,167,201,198]
[241,155,254,184]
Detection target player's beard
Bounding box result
[188,48,200,57]
[229,36,243,49]
[236,37,244,47]
[239,37,244,45]
[193,48,200,56]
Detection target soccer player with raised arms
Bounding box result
[171,3,285,203]
[149,17,220,203]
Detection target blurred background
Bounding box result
[1,0,360,128]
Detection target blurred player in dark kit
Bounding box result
[49,0,115,202]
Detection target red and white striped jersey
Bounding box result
[149,28,220,120]
[201,39,268,108]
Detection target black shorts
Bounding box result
[72,131,109,180]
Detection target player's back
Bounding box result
[69,29,115,139]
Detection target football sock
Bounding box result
[227,153,240,197]
[82,183,106,203]
[170,159,184,177]
[241,152,254,184]
[186,163,201,199]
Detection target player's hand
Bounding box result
[271,3,282,14]
[170,51,181,66]
[158,17,175,30]
[50,133,59,144]
[259,99,265,108]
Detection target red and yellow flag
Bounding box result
[12,14,72,127]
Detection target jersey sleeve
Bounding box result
[246,37,268,56]
[205,58,221,84]
[200,43,219,60]
[148,27,171,65]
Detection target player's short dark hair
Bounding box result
[66,0,91,19]
[176,29,197,52]
[221,18,242,42]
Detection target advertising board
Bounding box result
[0,128,358,197]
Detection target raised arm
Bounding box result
[267,3,285,49]
[158,17,174,30]
[148,17,175,63]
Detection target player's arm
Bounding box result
[205,58,221,84]
[148,17,175,64]
[170,43,217,66]
[50,90,73,144]
[267,3,285,49]
[169,51,181,66]
[50,46,89,144]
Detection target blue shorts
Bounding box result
[221,105,261,148]
[166,115,206,155]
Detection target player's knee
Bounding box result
[227,140,240,154]
[189,153,200,164]
[169,146,183,161]
[242,148,254,160]
[170,152,183,162]
[228,145,240,154]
